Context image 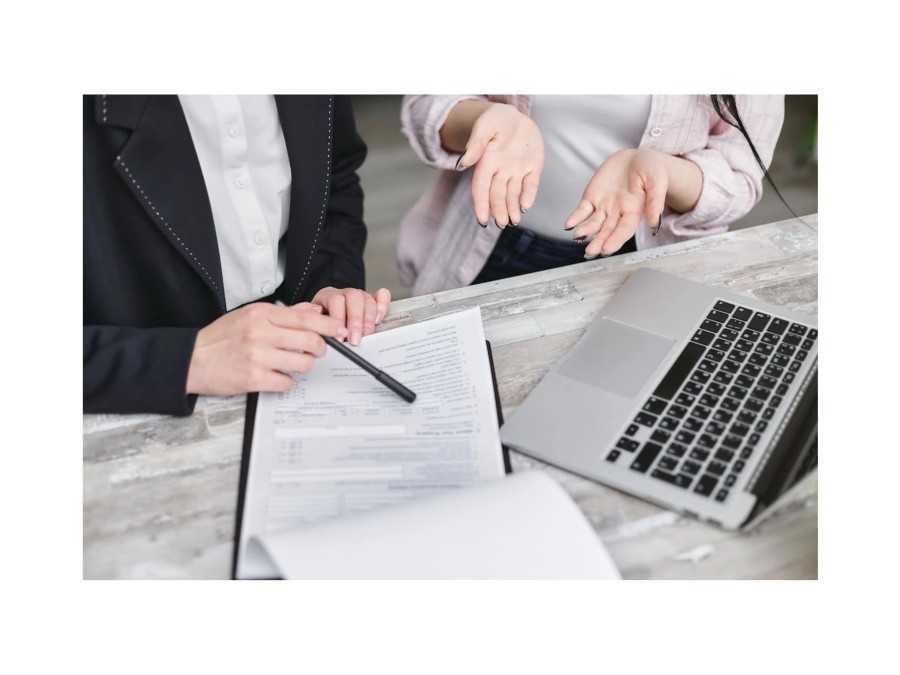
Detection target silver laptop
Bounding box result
[500,268,818,530]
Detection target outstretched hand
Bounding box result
[564,148,668,257]
[458,103,544,228]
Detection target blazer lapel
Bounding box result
[275,95,334,304]
[100,95,226,311]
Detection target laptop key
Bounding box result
[796,349,808,362]
[742,363,762,378]
[789,323,808,336]
[768,318,789,335]
[728,386,748,400]
[651,429,672,444]
[782,333,802,347]
[660,416,679,431]
[666,442,688,458]
[643,397,668,414]
[707,461,727,476]
[707,382,726,397]
[770,395,783,408]
[736,338,755,353]
[694,474,719,496]
[772,354,790,367]
[727,318,746,331]
[689,448,710,462]
[625,423,639,437]
[745,398,763,413]
[691,405,711,420]
[741,329,761,342]
[738,410,757,424]
[721,360,740,374]
[733,460,746,473]
[634,412,658,427]
[714,300,735,313]
[691,329,716,346]
[684,381,704,396]
[720,397,740,412]
[762,407,776,421]
[682,460,702,476]
[631,442,663,473]
[713,409,733,424]
[715,489,729,502]
[721,435,741,450]
[733,306,753,322]
[698,434,718,448]
[783,372,796,384]
[715,448,735,463]
[701,319,723,333]
[657,456,679,472]
[714,371,734,385]
[740,447,753,459]
[617,438,640,452]
[730,422,750,437]
[690,370,711,384]
[735,374,755,389]
[801,338,814,350]
[653,341,706,400]
[676,393,696,407]
[713,338,732,351]
[720,328,739,342]
[705,348,726,363]
[754,342,774,356]
[748,353,767,366]
[747,433,761,446]
[676,430,696,444]
[707,309,731,324]
[683,417,703,432]
[807,329,818,340]
[789,360,802,373]
[651,469,692,488]
[748,312,771,332]
[698,359,717,373]
[752,387,771,401]
[776,383,789,396]
[725,474,737,487]
[761,332,780,346]
[706,421,727,436]
[759,376,778,390]
[726,350,747,364]
[668,404,688,419]
[606,450,620,462]
[764,364,784,378]
[777,343,796,357]
[700,394,719,408]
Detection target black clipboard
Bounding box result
[231,340,510,579]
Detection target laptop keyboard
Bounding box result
[605,300,817,503]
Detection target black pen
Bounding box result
[323,336,417,403]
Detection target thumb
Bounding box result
[458,125,491,170]
[643,177,667,237]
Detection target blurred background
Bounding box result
[352,95,818,301]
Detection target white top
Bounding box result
[178,95,292,310]
[521,95,652,241]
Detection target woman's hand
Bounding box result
[311,286,392,346]
[444,101,544,228]
[186,302,347,396]
[563,149,668,257]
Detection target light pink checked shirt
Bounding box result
[398,95,784,296]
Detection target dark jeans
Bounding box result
[472,227,636,285]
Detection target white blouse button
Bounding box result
[650,127,663,138]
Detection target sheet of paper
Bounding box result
[237,307,506,579]
[251,471,621,580]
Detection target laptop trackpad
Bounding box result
[558,319,675,399]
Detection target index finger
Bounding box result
[269,305,348,339]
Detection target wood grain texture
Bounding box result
[83,215,818,579]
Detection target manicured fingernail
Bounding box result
[520,207,528,213]
[651,214,662,236]
[563,224,576,231]
[573,235,587,243]
[599,252,612,258]
[455,150,466,171]
[584,253,599,260]
[337,327,349,339]
[477,218,487,228]
[350,329,362,346]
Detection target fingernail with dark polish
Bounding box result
[651,214,662,236]
[477,218,487,228]
[520,207,528,214]
[455,149,467,171]
[563,224,576,231]
[573,235,587,243]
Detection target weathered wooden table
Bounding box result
[83,215,818,579]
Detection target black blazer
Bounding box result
[84,95,368,415]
